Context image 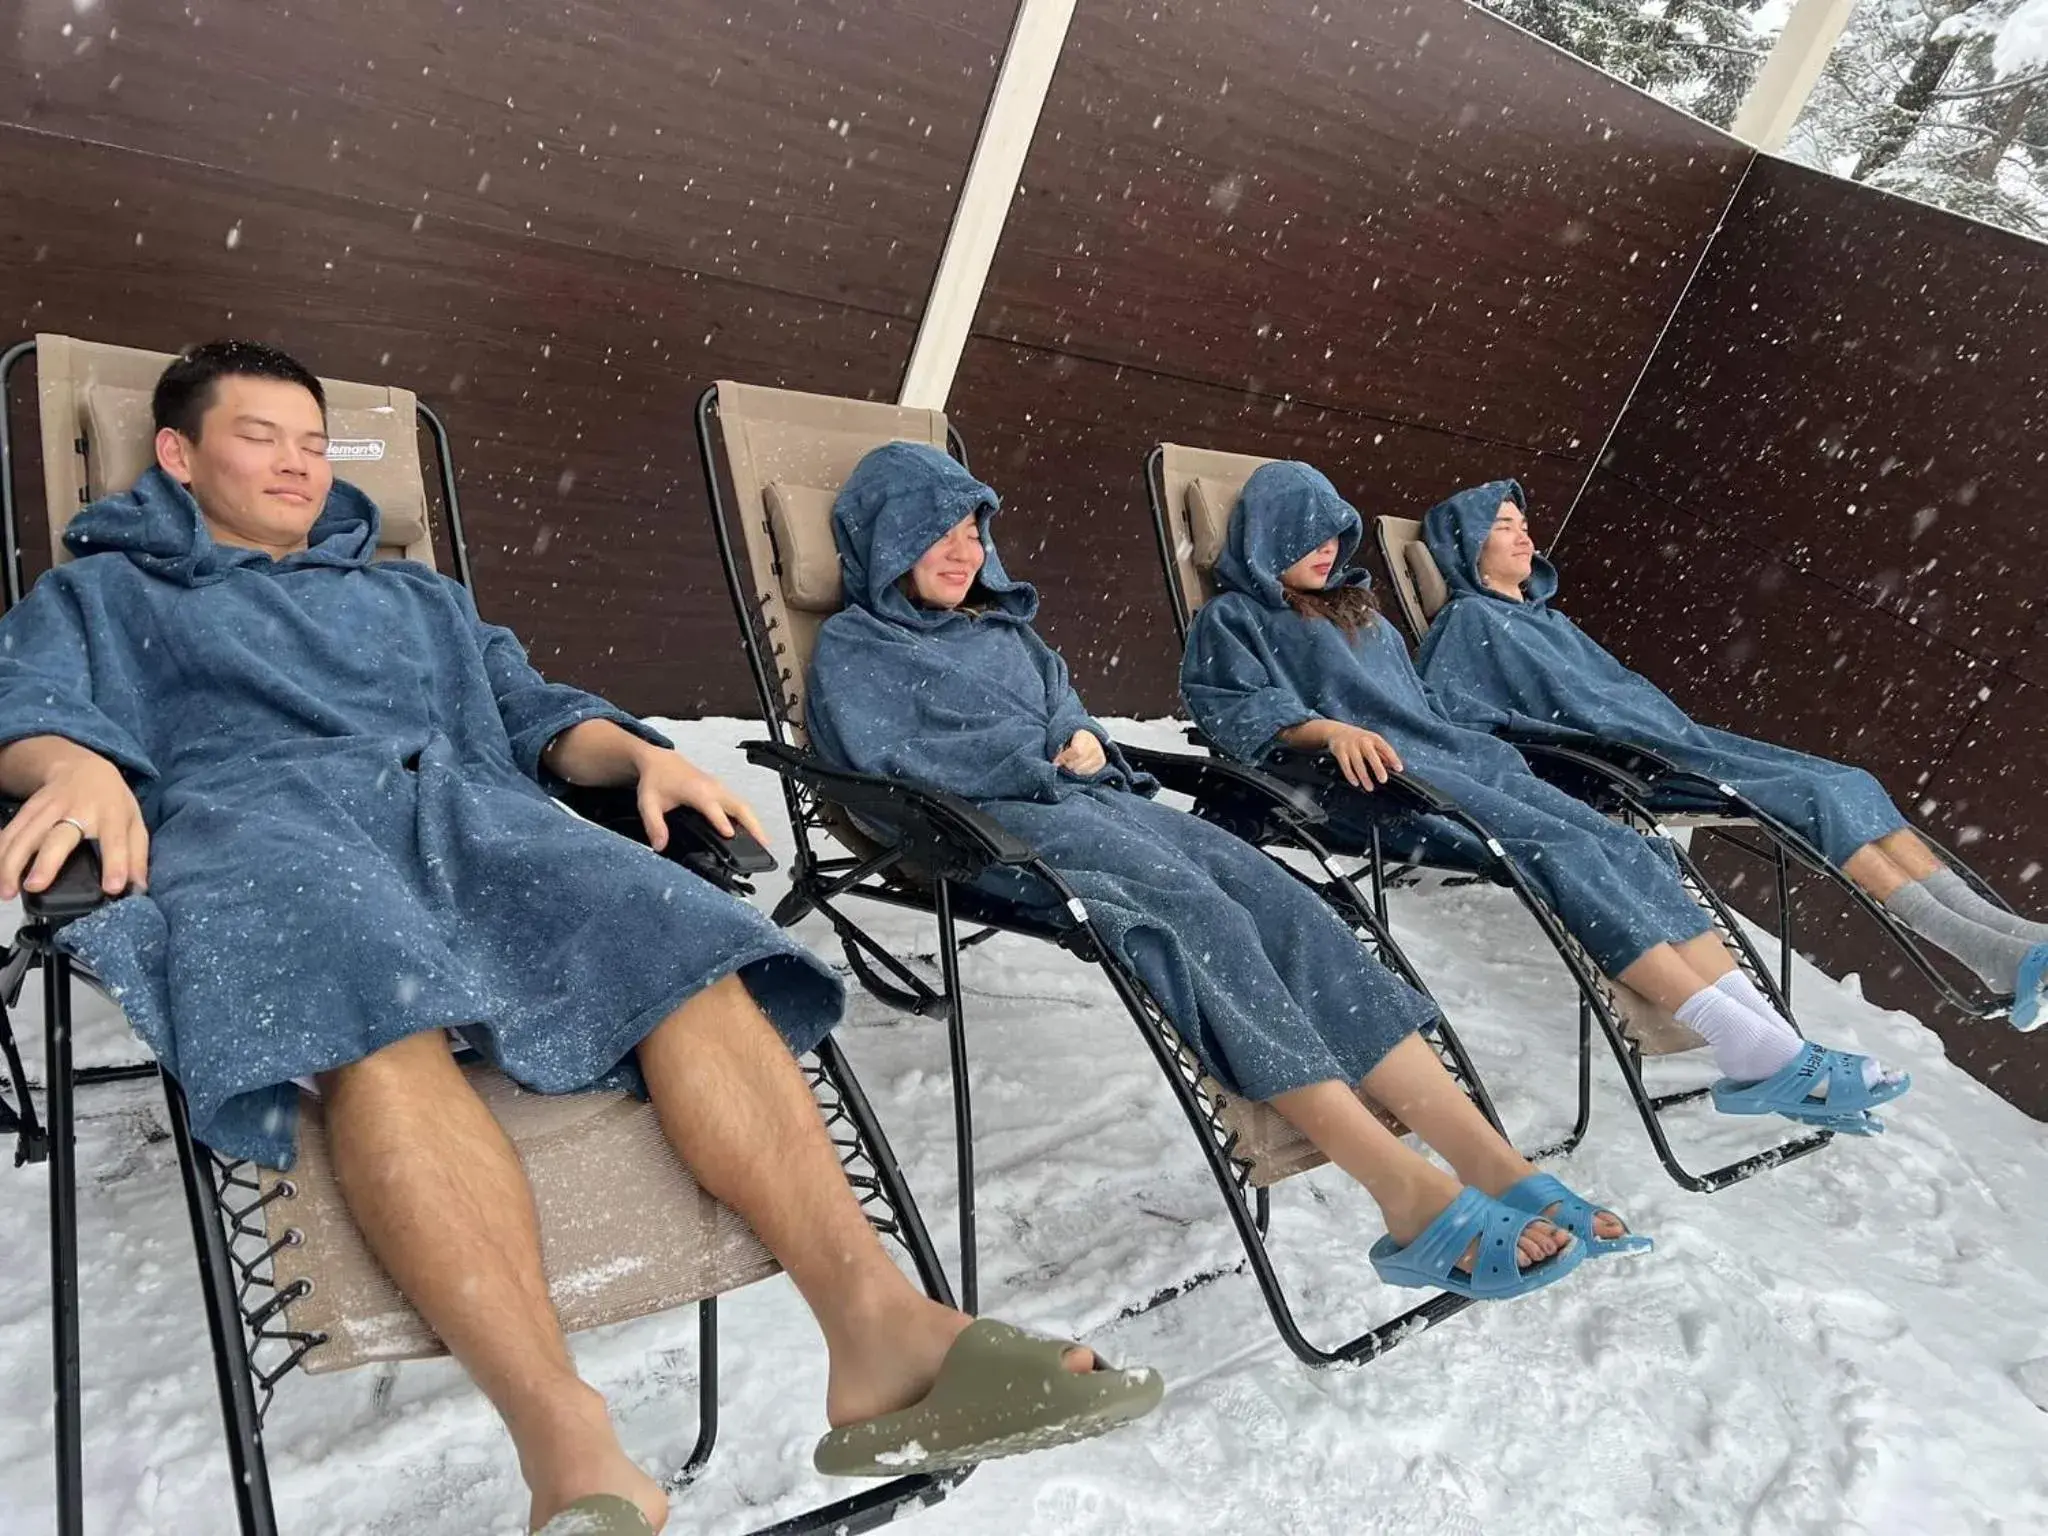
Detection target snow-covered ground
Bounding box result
[5,717,2048,1535]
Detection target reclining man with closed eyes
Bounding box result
[0,341,1160,1536]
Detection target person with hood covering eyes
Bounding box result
[807,441,1640,1304]
[1416,481,2048,1034]
[0,343,1166,1536]
[1180,461,1912,1136]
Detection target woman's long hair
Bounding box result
[1284,580,1379,639]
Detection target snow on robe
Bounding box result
[0,467,840,1167]
[805,443,1431,1101]
[1180,461,1712,976]
[1416,480,1908,865]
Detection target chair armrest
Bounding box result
[0,799,111,925]
[1117,742,1327,826]
[552,783,777,886]
[1509,740,1657,804]
[1257,748,1460,819]
[741,741,1036,876]
[1498,726,1683,782]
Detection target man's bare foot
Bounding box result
[824,1292,1095,1429]
[519,1383,668,1533]
[1383,1165,1570,1271]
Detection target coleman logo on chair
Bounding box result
[325,438,386,461]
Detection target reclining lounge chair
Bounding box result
[694,380,1505,1369]
[1376,513,2022,1026]
[1144,442,1834,1195]
[0,335,964,1536]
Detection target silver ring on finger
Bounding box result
[56,816,90,837]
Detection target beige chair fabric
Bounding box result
[1153,444,1275,622]
[1373,515,1436,639]
[267,1066,779,1373]
[33,333,435,565]
[708,380,947,740]
[30,335,780,1370]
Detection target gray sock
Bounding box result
[1920,867,2048,945]
[1885,878,2039,992]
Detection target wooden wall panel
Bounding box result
[1585,158,2048,678]
[0,126,919,715]
[949,338,1593,712]
[975,0,1747,453]
[1560,156,2048,1115]
[1555,475,1990,802]
[4,0,1005,317]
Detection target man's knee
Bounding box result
[318,1025,461,1100]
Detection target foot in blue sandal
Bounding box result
[2011,942,2048,1032]
[1499,1172,1652,1260]
[1370,1186,1586,1301]
[1712,1041,1910,1129]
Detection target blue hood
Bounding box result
[1214,461,1374,610]
[1421,480,1557,608]
[830,443,1036,630]
[64,466,382,587]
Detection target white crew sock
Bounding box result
[1713,970,1888,1090]
[1675,982,1805,1084]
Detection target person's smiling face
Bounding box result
[156,373,332,554]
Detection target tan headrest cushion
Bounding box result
[1183,476,1233,572]
[1405,540,1451,621]
[81,384,429,550]
[763,482,844,612]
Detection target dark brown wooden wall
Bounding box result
[0,0,1009,714]
[949,0,1748,711]
[1556,155,2048,1112]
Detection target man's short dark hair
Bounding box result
[152,341,326,441]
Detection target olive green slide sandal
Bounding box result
[534,1493,657,1535]
[813,1318,1165,1478]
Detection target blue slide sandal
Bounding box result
[1369,1186,1586,1301]
[1711,1042,1909,1135]
[2010,942,2048,1032]
[1499,1172,1652,1260]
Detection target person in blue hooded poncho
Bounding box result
[1181,461,1912,1135]
[0,343,1162,1535]
[1416,481,2048,1032]
[807,441,1650,1302]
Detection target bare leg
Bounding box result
[1617,934,1733,1014]
[1361,1034,1624,1239]
[319,1031,666,1533]
[1269,1048,1572,1277]
[634,974,1091,1431]
[1844,840,1916,901]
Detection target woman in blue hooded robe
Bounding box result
[1181,461,1910,1132]
[1416,482,2048,1032]
[806,442,1646,1299]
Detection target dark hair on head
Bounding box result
[1284,581,1379,640]
[152,340,326,441]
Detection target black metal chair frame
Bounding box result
[696,384,1510,1370]
[1494,732,2019,1026]
[1142,447,1835,1195]
[1362,517,2023,1027]
[0,338,969,1536]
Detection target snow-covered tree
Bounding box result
[1786,0,2048,241]
[1477,0,1777,127]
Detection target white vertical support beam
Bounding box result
[1730,0,1860,151]
[898,0,1077,411]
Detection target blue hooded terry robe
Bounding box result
[804,443,1434,1104]
[0,468,841,1169]
[1415,481,1909,867]
[1180,461,1713,978]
